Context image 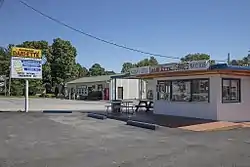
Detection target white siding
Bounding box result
[109,78,147,100]
[116,79,139,100]
[110,79,115,100]
[147,79,156,99]
[217,75,250,122]
[153,74,220,120]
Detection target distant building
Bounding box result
[66,74,147,100]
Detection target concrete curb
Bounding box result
[43,110,73,113]
[87,113,107,120]
[127,120,158,130]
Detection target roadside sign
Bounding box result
[11,47,42,79]
[10,47,43,113]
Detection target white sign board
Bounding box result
[11,47,42,79]
[188,60,210,70]
[151,60,210,73]
[129,60,210,76]
[129,66,150,76]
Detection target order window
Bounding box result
[171,80,191,102]
[191,79,209,102]
[156,79,209,102]
[156,81,171,100]
[222,78,241,103]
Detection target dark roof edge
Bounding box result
[110,73,130,79]
[209,63,250,71]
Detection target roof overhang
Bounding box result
[132,69,250,79]
[125,63,250,79]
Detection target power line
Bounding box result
[19,0,180,59]
[19,0,229,63]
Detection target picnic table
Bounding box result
[135,100,154,112]
[105,100,135,114]
[111,100,122,112]
[121,100,134,114]
[105,100,121,113]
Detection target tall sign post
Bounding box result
[10,47,42,112]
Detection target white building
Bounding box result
[67,74,147,100]
[128,61,250,122]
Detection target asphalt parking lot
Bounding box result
[0,112,250,167]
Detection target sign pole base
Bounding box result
[25,80,29,113]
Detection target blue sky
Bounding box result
[0,0,250,72]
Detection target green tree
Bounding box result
[241,54,250,66]
[10,79,24,96]
[42,46,53,84]
[121,56,158,73]
[136,56,158,67]
[181,53,211,62]
[0,46,10,76]
[82,66,89,76]
[0,45,15,95]
[229,50,250,66]
[51,38,78,86]
[121,62,134,73]
[75,63,89,78]
[89,63,105,76]
[148,56,158,66]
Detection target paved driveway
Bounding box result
[0,98,106,111]
[0,112,250,167]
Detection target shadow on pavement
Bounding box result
[85,110,216,128]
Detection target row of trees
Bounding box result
[121,52,250,72]
[0,38,249,96]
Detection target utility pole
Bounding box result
[4,75,6,96]
[227,53,231,65]
[8,65,11,96]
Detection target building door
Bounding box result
[104,88,109,100]
[117,87,123,100]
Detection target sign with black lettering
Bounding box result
[129,66,150,76]
[150,60,209,73]
[10,47,42,79]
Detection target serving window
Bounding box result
[156,79,209,102]
[222,78,241,103]
[156,81,171,101]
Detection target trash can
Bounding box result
[111,100,122,112]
